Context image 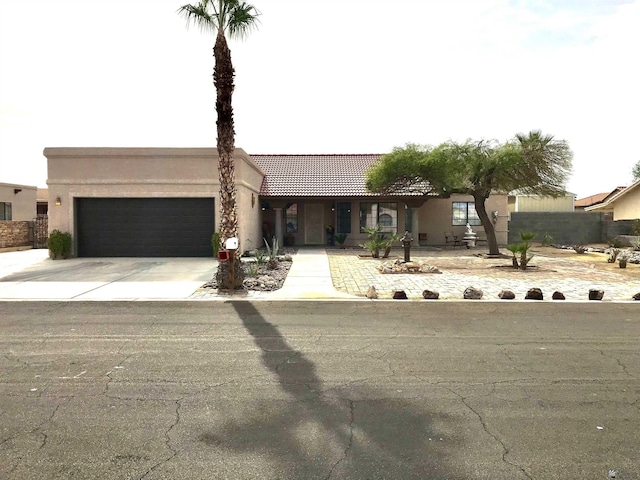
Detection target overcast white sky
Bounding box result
[1,0,638,198]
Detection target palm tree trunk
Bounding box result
[214,29,237,242]
[213,29,243,289]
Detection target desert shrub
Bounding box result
[47,230,72,259]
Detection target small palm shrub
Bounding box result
[335,233,348,247]
[507,231,536,270]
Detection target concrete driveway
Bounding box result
[0,249,216,300]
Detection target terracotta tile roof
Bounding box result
[251,154,428,197]
[575,187,626,208]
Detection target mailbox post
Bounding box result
[225,237,238,289]
[400,230,413,262]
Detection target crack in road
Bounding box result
[138,399,180,480]
[325,399,355,480]
[406,372,534,479]
[1,397,72,475]
[442,385,534,480]
[0,397,71,447]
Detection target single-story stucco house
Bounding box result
[44,147,508,257]
[584,179,640,220]
[0,182,38,221]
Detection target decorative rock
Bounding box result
[422,289,439,300]
[589,289,604,301]
[366,285,378,299]
[378,259,442,274]
[633,292,640,301]
[392,290,408,300]
[552,291,566,300]
[498,290,515,300]
[463,287,483,300]
[525,288,543,300]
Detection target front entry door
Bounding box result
[304,204,324,244]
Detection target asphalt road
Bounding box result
[1,301,639,480]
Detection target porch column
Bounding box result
[273,207,284,249]
[411,208,420,245]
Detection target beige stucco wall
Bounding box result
[508,194,575,213]
[0,183,37,221]
[264,194,508,248]
[235,151,265,251]
[416,194,509,246]
[611,187,640,220]
[44,147,264,255]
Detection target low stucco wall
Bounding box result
[45,147,265,255]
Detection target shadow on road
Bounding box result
[197,301,460,479]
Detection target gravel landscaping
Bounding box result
[200,249,296,292]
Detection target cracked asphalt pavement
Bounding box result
[1,301,639,479]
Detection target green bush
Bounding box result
[211,232,221,257]
[359,225,383,258]
[335,233,348,246]
[47,230,72,259]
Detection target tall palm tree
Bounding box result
[179,0,259,288]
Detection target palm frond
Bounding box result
[227,2,261,40]
[178,1,219,32]
[179,0,260,38]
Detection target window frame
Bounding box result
[452,201,481,226]
[0,202,12,221]
[359,202,398,234]
[285,203,298,233]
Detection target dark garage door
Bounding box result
[77,198,215,257]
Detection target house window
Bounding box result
[359,202,398,233]
[285,203,298,233]
[0,202,12,220]
[336,202,351,233]
[452,201,481,226]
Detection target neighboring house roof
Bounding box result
[575,187,626,208]
[585,181,639,212]
[251,154,428,197]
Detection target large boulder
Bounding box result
[463,287,483,300]
[422,289,440,300]
[589,289,604,301]
[393,289,408,300]
[498,290,515,300]
[552,291,566,300]
[366,285,378,299]
[525,288,544,300]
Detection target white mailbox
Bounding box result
[225,237,238,250]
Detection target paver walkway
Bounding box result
[327,248,640,301]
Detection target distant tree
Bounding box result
[632,160,640,182]
[366,131,573,256]
[179,0,260,288]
